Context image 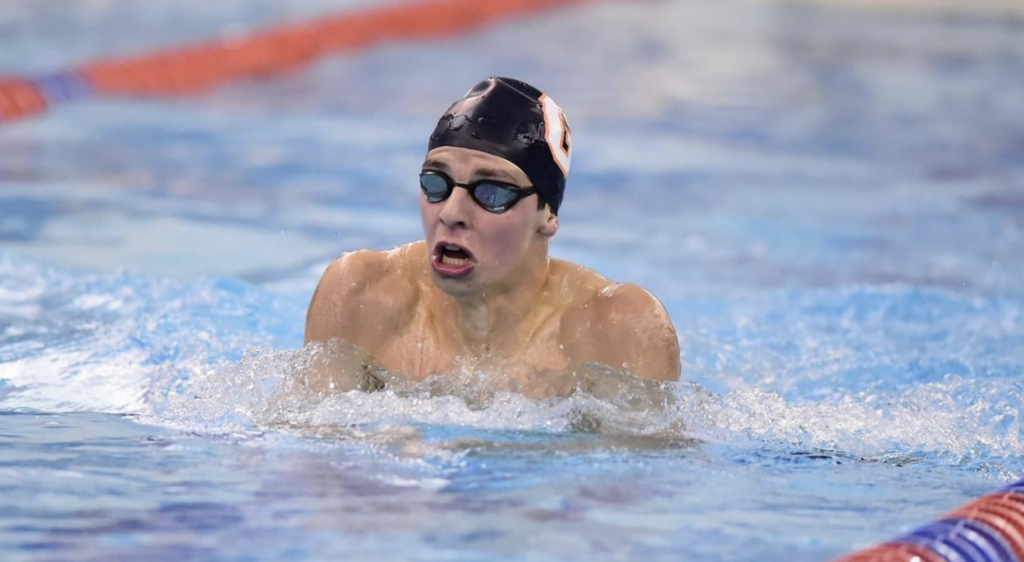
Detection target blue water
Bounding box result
[2,0,1024,560]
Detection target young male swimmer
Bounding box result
[304,77,680,399]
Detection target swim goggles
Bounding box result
[419,171,537,214]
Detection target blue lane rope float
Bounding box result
[837,479,1024,562]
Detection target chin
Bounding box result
[430,269,480,297]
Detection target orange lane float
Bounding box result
[0,0,592,123]
[0,79,49,122]
[836,480,1024,562]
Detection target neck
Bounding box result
[430,253,552,357]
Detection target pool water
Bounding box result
[2,0,1023,560]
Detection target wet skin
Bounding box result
[304,147,681,399]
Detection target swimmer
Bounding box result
[304,77,680,399]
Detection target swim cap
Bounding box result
[427,77,572,214]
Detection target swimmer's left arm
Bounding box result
[565,284,681,382]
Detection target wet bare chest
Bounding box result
[374,310,571,381]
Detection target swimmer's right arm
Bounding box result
[305,249,411,346]
[303,251,392,392]
[300,338,391,393]
[305,251,373,346]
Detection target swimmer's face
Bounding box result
[420,147,558,296]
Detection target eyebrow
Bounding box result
[472,167,520,183]
[422,158,450,171]
[421,161,523,185]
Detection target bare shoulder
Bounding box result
[590,283,671,325]
[556,262,681,382]
[304,242,423,346]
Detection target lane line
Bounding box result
[0,0,594,123]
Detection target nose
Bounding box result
[437,186,475,229]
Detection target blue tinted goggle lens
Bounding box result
[419,172,534,214]
[419,173,451,202]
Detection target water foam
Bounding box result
[0,250,300,413]
[3,249,1022,478]
[145,341,1024,479]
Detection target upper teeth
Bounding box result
[445,245,460,251]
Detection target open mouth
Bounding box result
[439,244,471,265]
[432,242,475,277]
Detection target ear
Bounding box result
[539,210,559,238]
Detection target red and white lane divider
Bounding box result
[0,0,592,123]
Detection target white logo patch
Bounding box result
[540,94,571,177]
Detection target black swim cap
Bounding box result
[427,77,572,214]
